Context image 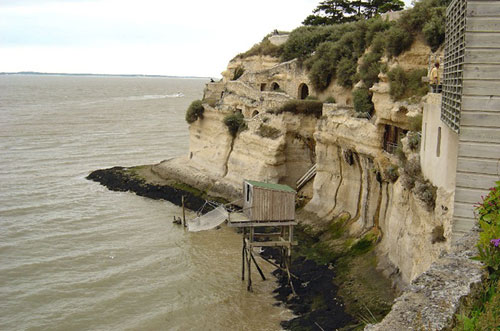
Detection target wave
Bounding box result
[125,93,184,101]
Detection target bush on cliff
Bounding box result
[387,66,428,101]
[234,36,284,59]
[274,100,323,118]
[223,112,247,137]
[185,100,204,124]
[352,88,374,115]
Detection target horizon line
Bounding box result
[0,71,215,79]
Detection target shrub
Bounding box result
[358,51,383,88]
[275,100,323,118]
[388,66,428,101]
[385,25,413,57]
[413,179,437,211]
[422,7,446,51]
[257,124,282,139]
[384,164,399,182]
[476,182,500,275]
[185,100,204,124]
[352,88,374,114]
[336,56,358,88]
[232,65,245,80]
[325,96,336,103]
[407,132,421,151]
[409,113,423,132]
[236,37,283,59]
[223,112,247,137]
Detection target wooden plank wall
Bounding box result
[453,0,500,234]
[250,188,295,221]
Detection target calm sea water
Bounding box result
[0,75,288,330]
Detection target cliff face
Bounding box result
[154,38,452,285]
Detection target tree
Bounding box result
[303,0,404,26]
[303,0,357,25]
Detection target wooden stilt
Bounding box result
[241,239,246,281]
[246,245,252,291]
[284,247,296,296]
[250,252,266,281]
[181,196,186,227]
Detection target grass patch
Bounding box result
[273,100,323,118]
[257,124,282,139]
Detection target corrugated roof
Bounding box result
[245,180,296,193]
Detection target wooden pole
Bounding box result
[250,252,266,281]
[181,196,186,227]
[242,229,246,281]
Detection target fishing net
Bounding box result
[187,205,228,232]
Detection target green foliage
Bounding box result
[455,182,500,330]
[223,112,247,137]
[409,113,423,132]
[422,7,446,51]
[387,66,428,101]
[336,56,358,88]
[407,131,421,151]
[325,96,337,103]
[274,100,324,118]
[303,0,404,26]
[352,88,374,115]
[413,179,437,211]
[257,124,282,139]
[476,182,500,274]
[185,100,204,124]
[236,37,283,59]
[358,51,383,88]
[232,65,245,80]
[385,25,413,57]
[384,164,399,182]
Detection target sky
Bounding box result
[0,0,414,77]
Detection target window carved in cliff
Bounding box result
[271,82,281,91]
[260,83,267,91]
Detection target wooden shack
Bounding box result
[243,180,295,221]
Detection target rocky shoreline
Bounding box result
[86,165,357,330]
[87,166,210,212]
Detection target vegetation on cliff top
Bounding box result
[238,0,449,101]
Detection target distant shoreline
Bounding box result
[0,71,212,79]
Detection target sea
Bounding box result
[0,75,289,330]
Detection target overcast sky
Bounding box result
[0,0,414,77]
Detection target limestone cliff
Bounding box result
[154,35,452,287]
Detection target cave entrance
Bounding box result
[271,82,281,91]
[299,83,309,100]
[383,125,407,154]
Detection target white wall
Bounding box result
[420,93,459,191]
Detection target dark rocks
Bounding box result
[86,166,207,211]
[261,248,354,330]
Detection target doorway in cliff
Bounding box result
[299,83,309,100]
[271,82,281,91]
[383,125,407,154]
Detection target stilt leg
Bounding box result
[241,240,245,281]
[250,252,266,281]
[247,246,252,292]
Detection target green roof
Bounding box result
[245,180,296,193]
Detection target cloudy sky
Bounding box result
[0,0,413,77]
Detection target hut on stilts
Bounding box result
[228,180,297,292]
